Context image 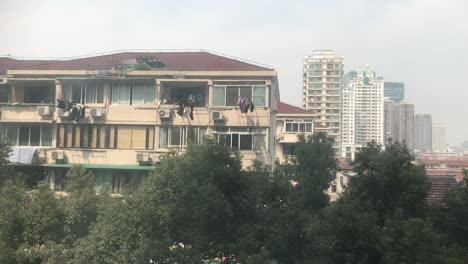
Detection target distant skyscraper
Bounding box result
[414,114,432,152]
[384,82,405,103]
[384,99,399,142]
[398,102,414,150]
[341,65,384,160]
[384,99,416,150]
[432,123,447,152]
[303,50,344,149]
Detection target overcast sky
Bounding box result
[1,0,467,145]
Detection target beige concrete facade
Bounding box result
[0,53,279,193]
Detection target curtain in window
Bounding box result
[159,127,168,148]
[212,86,225,106]
[85,82,96,104]
[117,126,132,149]
[131,126,147,149]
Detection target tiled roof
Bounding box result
[277,101,310,114]
[426,169,465,182]
[427,175,459,204]
[314,123,327,129]
[419,159,468,168]
[337,158,353,170]
[0,51,273,74]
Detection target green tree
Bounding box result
[0,141,14,186]
[0,180,27,263]
[64,166,98,241]
[17,183,66,263]
[306,141,440,263]
[256,132,336,264]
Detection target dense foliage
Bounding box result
[1,137,468,263]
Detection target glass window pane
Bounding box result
[144,82,155,104]
[226,87,239,106]
[119,82,131,104]
[158,127,168,148]
[232,134,239,149]
[170,127,181,147]
[306,123,312,132]
[29,125,40,146]
[212,86,225,106]
[253,134,266,152]
[253,86,266,106]
[299,123,305,132]
[111,82,119,104]
[96,82,104,103]
[132,82,145,105]
[292,123,298,132]
[239,134,252,150]
[41,125,52,146]
[285,123,292,132]
[19,125,30,146]
[5,124,18,145]
[187,127,198,145]
[85,82,96,104]
[0,85,9,103]
[72,82,82,103]
[239,87,251,100]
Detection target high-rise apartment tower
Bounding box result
[303,50,344,148]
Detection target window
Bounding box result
[212,85,267,107]
[212,127,267,151]
[283,143,296,156]
[63,81,105,104]
[111,80,155,105]
[22,86,54,103]
[0,85,10,103]
[158,126,206,149]
[112,171,139,194]
[284,120,314,133]
[57,124,154,150]
[0,123,52,146]
[132,81,154,105]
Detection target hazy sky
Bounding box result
[1,0,467,144]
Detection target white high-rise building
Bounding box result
[303,50,344,151]
[341,65,384,160]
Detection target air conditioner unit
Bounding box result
[37,106,52,116]
[137,153,151,164]
[158,109,172,119]
[212,111,224,121]
[51,151,65,161]
[151,153,166,163]
[57,109,69,117]
[90,108,104,117]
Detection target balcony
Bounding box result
[0,104,55,122]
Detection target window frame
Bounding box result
[158,126,206,149]
[1,123,52,147]
[284,120,314,133]
[212,85,268,107]
[212,127,267,152]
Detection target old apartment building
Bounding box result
[0,51,279,193]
